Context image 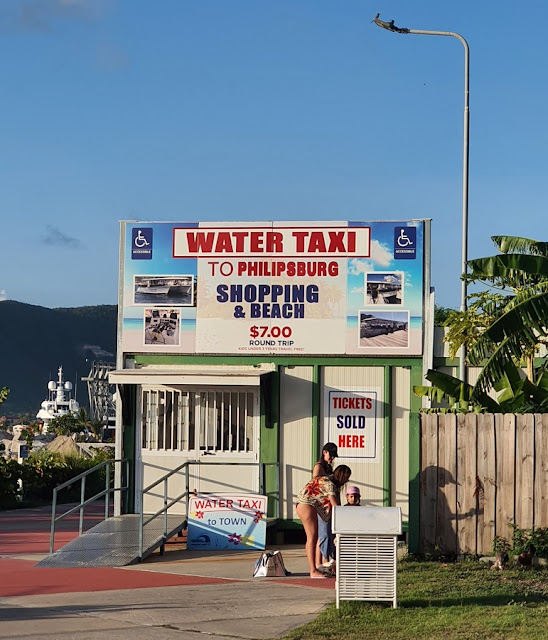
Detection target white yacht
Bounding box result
[36,367,80,433]
[136,276,192,295]
[135,278,171,294]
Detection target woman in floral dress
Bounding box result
[296,465,352,578]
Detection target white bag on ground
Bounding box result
[253,550,290,577]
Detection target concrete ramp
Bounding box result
[37,514,186,568]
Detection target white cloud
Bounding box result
[0,290,6,301]
[348,241,393,276]
[348,259,372,276]
[369,240,393,268]
[350,286,364,295]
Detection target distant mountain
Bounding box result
[0,301,117,417]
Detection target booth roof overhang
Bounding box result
[108,363,276,387]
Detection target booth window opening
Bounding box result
[142,388,255,454]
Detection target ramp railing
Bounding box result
[139,460,280,560]
[49,458,129,554]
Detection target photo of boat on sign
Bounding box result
[365,272,403,305]
[358,311,409,348]
[134,275,195,306]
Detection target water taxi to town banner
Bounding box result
[120,220,426,356]
[187,494,267,551]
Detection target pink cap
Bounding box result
[346,486,360,495]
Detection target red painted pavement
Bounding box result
[0,506,331,596]
[0,506,234,596]
[0,558,234,597]
[267,576,336,590]
[0,504,109,554]
[0,532,82,555]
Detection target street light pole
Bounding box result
[373,15,469,383]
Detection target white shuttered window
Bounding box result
[142,388,256,454]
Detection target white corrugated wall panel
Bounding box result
[323,367,385,507]
[280,366,314,520]
[392,367,410,521]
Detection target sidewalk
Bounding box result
[0,506,334,639]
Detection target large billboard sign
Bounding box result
[120,220,426,356]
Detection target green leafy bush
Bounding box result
[510,523,548,558]
[20,452,68,503]
[0,457,22,508]
[1,448,117,509]
[492,524,548,560]
[19,451,113,504]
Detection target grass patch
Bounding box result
[285,560,548,639]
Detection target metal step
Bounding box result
[37,514,186,568]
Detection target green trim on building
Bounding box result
[311,365,321,468]
[132,354,422,367]
[126,353,423,534]
[121,384,137,514]
[383,366,392,507]
[408,362,423,553]
[260,369,279,518]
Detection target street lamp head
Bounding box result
[372,14,409,34]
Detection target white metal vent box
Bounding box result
[332,506,402,609]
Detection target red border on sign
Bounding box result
[172,225,371,259]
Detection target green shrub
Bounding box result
[2,449,117,509]
[20,451,68,503]
[0,457,22,508]
[493,524,548,560]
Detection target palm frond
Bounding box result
[497,376,548,413]
[483,291,548,344]
[467,254,548,288]
[470,331,539,397]
[470,336,520,395]
[491,235,548,256]
[416,370,500,412]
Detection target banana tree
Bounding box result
[414,369,500,412]
[414,364,548,413]
[443,235,548,401]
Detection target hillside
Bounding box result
[0,301,117,417]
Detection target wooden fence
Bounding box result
[419,413,548,556]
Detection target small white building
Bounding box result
[110,220,432,551]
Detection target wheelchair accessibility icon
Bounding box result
[396,228,412,247]
[131,227,153,259]
[134,229,150,248]
[394,226,416,260]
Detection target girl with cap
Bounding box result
[345,486,361,506]
[296,464,352,578]
[312,442,338,478]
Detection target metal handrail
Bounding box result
[49,458,129,554]
[138,460,280,560]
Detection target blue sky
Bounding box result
[2,0,547,309]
